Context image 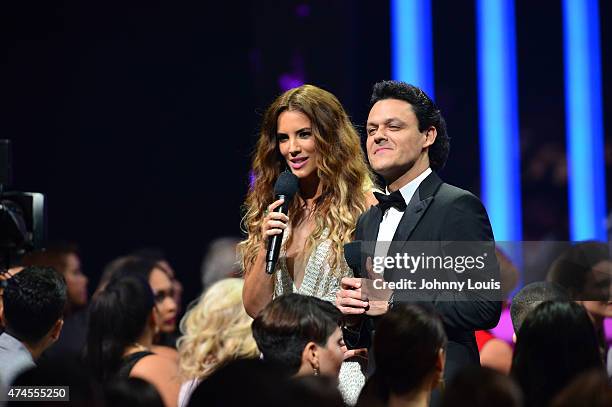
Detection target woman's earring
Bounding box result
[313,367,320,376]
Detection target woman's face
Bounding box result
[317,327,345,378]
[62,253,88,308]
[277,110,319,182]
[581,260,612,319]
[149,267,178,333]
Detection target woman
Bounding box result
[176,278,259,406]
[251,294,344,378]
[357,304,446,407]
[511,301,604,407]
[85,274,181,407]
[239,84,376,404]
[98,256,179,354]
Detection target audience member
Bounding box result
[200,237,241,290]
[356,304,446,407]
[186,358,289,407]
[251,294,344,378]
[440,366,522,407]
[511,301,604,407]
[547,241,612,360]
[98,256,179,352]
[177,278,259,406]
[132,248,184,319]
[8,356,102,407]
[550,369,612,407]
[186,358,344,407]
[20,243,89,360]
[105,377,164,407]
[476,249,519,374]
[510,281,569,334]
[84,274,180,407]
[0,266,66,390]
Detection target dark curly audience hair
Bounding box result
[3,266,67,343]
[369,80,450,171]
[251,294,342,376]
[85,274,154,382]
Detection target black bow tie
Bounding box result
[374,190,407,212]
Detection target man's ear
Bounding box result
[423,126,437,149]
[49,318,64,342]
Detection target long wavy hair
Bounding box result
[176,278,259,381]
[239,84,374,273]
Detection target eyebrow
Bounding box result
[367,118,404,127]
[277,127,312,136]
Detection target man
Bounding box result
[336,81,501,382]
[0,266,66,388]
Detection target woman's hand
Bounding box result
[261,198,289,243]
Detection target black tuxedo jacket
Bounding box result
[351,171,501,380]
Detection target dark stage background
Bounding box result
[2,1,611,307]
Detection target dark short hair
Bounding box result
[3,266,67,343]
[370,80,450,171]
[510,282,569,333]
[251,294,342,375]
[373,304,447,396]
[547,241,611,299]
[511,301,604,407]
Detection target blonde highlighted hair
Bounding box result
[177,278,259,381]
[238,84,374,273]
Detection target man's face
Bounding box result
[366,99,434,183]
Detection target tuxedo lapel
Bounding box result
[391,189,433,243]
[361,206,382,242]
[390,171,443,248]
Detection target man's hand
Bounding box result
[336,275,392,317]
[336,277,368,315]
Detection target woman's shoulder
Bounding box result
[131,351,178,378]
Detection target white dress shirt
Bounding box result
[374,167,432,260]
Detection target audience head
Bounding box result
[550,369,612,407]
[548,241,612,321]
[9,356,103,407]
[186,358,290,407]
[511,301,604,407]
[131,248,183,316]
[200,237,241,289]
[85,274,155,382]
[510,281,569,333]
[371,304,446,401]
[104,377,164,407]
[2,266,66,351]
[177,278,259,380]
[21,243,88,313]
[252,294,343,378]
[440,366,522,407]
[368,80,450,171]
[99,256,177,334]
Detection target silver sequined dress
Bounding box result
[273,230,367,406]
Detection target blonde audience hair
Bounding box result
[177,278,259,380]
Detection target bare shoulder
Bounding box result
[131,353,179,378]
[151,345,179,363]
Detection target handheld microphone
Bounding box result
[265,171,299,274]
[343,240,363,278]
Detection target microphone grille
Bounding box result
[273,171,299,199]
